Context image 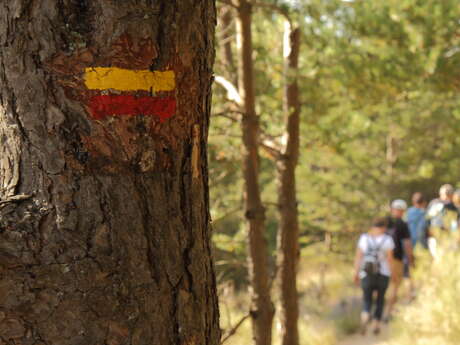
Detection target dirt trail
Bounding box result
[336,325,390,345]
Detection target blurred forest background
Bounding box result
[208,0,460,344]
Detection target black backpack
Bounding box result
[362,235,386,276]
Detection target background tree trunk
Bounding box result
[0,1,219,345]
[236,1,274,345]
[276,21,301,345]
[218,5,238,87]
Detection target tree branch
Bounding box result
[214,75,243,107]
[218,0,239,10]
[260,141,282,160]
[211,207,241,224]
[212,111,242,123]
[260,133,282,160]
[251,1,292,24]
[221,313,251,344]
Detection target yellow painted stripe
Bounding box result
[84,67,175,92]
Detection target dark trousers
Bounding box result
[361,274,390,320]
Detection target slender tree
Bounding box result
[276,20,301,345]
[0,1,220,344]
[236,1,275,344]
[218,5,238,87]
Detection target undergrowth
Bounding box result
[389,240,460,345]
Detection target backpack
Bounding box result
[427,201,458,233]
[427,201,445,229]
[362,235,387,276]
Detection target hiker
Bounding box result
[426,184,459,256]
[453,189,460,209]
[406,192,428,248]
[427,184,458,232]
[353,217,394,335]
[385,199,413,321]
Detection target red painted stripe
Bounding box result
[89,95,176,121]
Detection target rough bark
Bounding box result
[276,22,301,345]
[236,1,274,345]
[0,1,219,345]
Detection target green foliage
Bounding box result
[294,0,460,233]
[211,2,460,344]
[211,0,460,288]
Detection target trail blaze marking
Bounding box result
[84,67,175,92]
[89,95,176,120]
[83,67,176,120]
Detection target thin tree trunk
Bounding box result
[276,21,301,345]
[0,1,220,344]
[219,5,238,86]
[386,125,397,196]
[236,1,274,345]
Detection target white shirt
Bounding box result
[358,233,395,277]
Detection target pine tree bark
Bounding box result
[236,1,274,345]
[0,1,219,345]
[276,21,301,345]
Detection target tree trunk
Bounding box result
[218,5,237,87]
[236,2,274,345]
[0,1,220,345]
[386,125,397,197]
[276,21,301,345]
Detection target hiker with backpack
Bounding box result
[427,184,458,232]
[426,184,459,257]
[353,217,395,335]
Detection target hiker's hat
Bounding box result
[391,199,407,210]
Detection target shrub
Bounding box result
[389,242,460,345]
